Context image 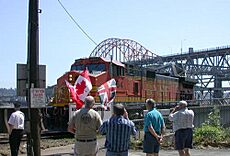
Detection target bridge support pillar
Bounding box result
[214,76,223,99]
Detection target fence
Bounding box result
[133,105,230,131]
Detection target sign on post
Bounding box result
[17,64,46,96]
[30,88,46,108]
[69,103,76,121]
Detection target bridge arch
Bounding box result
[89,38,159,63]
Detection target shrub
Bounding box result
[205,105,221,127]
[193,125,224,145]
[222,128,230,143]
[193,106,224,146]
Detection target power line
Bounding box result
[57,0,98,45]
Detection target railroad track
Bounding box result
[0,131,74,144]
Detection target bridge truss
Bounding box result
[90,38,230,104]
[90,38,158,62]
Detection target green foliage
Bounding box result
[193,125,224,144]
[204,105,221,127]
[193,106,224,146]
[130,138,143,150]
[222,128,230,143]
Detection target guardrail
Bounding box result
[131,104,230,130]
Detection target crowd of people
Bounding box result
[67,96,194,156]
[8,96,194,156]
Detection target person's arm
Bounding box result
[172,105,180,113]
[168,105,180,121]
[8,123,14,135]
[67,123,76,134]
[160,119,166,142]
[8,114,14,135]
[132,125,138,139]
[99,121,107,135]
[95,112,103,134]
[161,120,166,135]
[67,115,76,134]
[148,125,162,143]
[124,109,137,138]
[123,108,129,119]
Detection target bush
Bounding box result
[193,106,225,146]
[222,128,230,143]
[193,125,224,145]
[205,106,221,127]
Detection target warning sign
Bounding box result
[30,88,46,108]
[69,103,77,121]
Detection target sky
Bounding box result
[0,0,230,89]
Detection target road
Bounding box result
[18,135,230,156]
[19,143,230,156]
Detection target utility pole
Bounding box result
[27,0,41,155]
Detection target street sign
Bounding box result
[30,88,46,108]
[69,103,76,121]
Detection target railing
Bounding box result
[162,45,230,57]
[131,104,230,131]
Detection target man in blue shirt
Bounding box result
[99,103,137,156]
[143,99,165,156]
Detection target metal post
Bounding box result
[27,0,41,155]
[110,55,113,78]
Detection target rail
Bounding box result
[0,131,73,144]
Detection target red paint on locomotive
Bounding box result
[50,57,195,107]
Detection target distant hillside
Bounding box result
[0,88,16,96]
[0,87,55,107]
[0,87,54,98]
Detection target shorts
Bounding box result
[74,140,98,156]
[143,132,160,154]
[175,128,193,150]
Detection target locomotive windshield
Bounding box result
[71,63,106,75]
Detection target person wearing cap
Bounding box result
[8,101,25,156]
[99,103,137,156]
[168,100,194,156]
[68,96,102,156]
[143,99,165,156]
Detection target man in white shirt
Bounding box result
[168,100,194,156]
[8,101,25,156]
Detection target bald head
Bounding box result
[84,96,95,108]
[178,100,187,108]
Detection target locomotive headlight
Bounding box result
[70,99,73,102]
[69,74,73,81]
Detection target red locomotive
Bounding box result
[50,56,195,106]
[46,56,195,130]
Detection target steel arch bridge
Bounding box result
[90,38,159,63]
[90,38,186,76]
[90,38,230,104]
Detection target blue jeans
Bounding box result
[106,150,128,156]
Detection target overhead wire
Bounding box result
[57,0,98,46]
